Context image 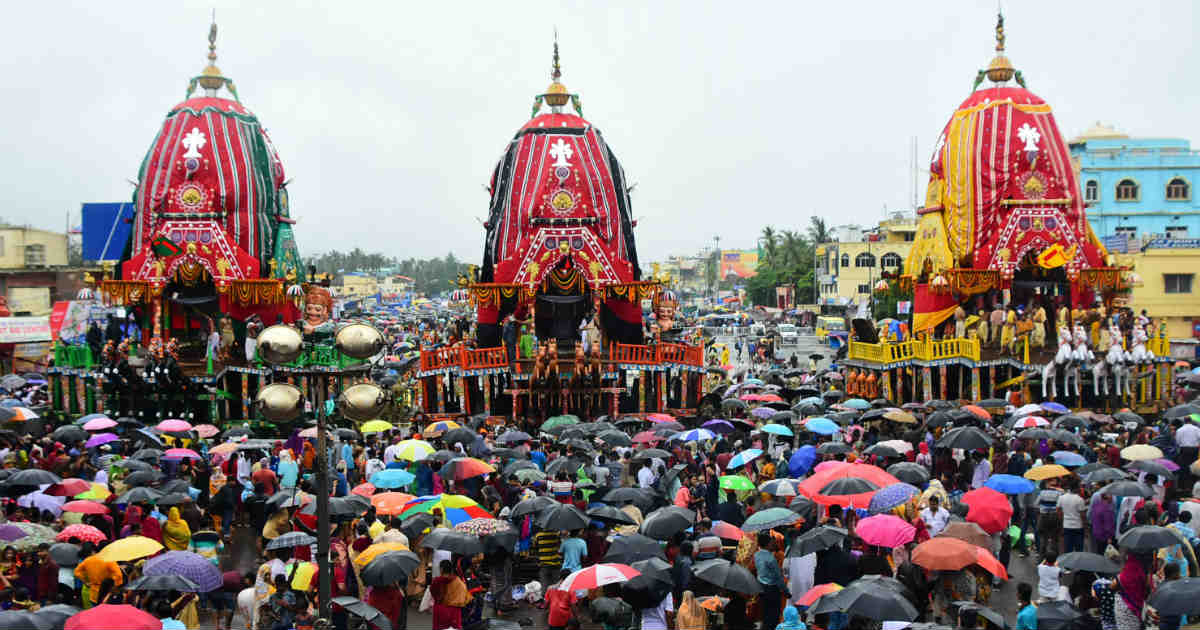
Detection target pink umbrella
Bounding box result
[646,413,675,423]
[1155,458,1181,472]
[299,427,319,438]
[813,461,848,473]
[193,424,219,438]
[84,433,118,448]
[156,419,193,432]
[632,431,660,444]
[163,448,201,460]
[82,418,117,431]
[855,514,916,547]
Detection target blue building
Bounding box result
[1069,123,1200,248]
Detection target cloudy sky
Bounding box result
[5,1,1198,263]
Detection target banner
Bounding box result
[0,317,52,343]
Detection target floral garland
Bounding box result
[229,279,285,306]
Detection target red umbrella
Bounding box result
[632,431,660,444]
[711,521,744,541]
[961,487,1013,534]
[799,463,899,500]
[61,500,109,515]
[44,479,92,497]
[56,524,106,544]
[65,604,161,630]
[351,482,376,497]
[962,405,990,421]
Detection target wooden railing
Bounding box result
[657,343,704,366]
[847,337,980,363]
[420,346,463,372]
[610,343,656,364]
[463,346,508,370]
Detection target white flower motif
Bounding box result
[1017,123,1041,153]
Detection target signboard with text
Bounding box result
[0,317,52,344]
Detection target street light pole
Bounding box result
[314,382,331,617]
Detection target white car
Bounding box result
[778,323,799,345]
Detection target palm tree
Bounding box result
[807,216,832,245]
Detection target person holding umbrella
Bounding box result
[755,531,787,630]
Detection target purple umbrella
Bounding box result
[1155,458,1181,472]
[866,482,920,515]
[18,489,64,517]
[84,433,119,448]
[751,407,775,419]
[702,419,735,434]
[0,524,26,541]
[144,551,222,592]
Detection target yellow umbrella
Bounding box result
[1024,464,1071,481]
[882,409,917,424]
[1120,445,1163,462]
[354,542,410,568]
[360,420,393,434]
[74,483,110,500]
[290,561,317,591]
[96,535,163,562]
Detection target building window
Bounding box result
[1165,273,1193,294]
[1114,226,1137,239]
[841,254,850,268]
[855,253,876,268]
[1167,177,1190,201]
[880,253,902,268]
[23,245,44,266]
[0,237,5,257]
[903,232,915,241]
[1167,226,1189,239]
[1116,179,1139,201]
[1085,180,1099,202]
[857,284,870,294]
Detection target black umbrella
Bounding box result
[428,450,457,463]
[1035,600,1087,630]
[36,604,80,630]
[155,493,192,507]
[590,597,635,628]
[587,505,637,526]
[656,464,687,497]
[115,459,153,472]
[127,574,201,592]
[615,417,645,429]
[1058,552,1121,574]
[4,469,61,487]
[596,430,633,447]
[822,390,844,401]
[936,427,992,450]
[537,504,590,532]
[490,447,526,461]
[721,399,749,411]
[795,403,823,417]
[496,430,531,444]
[816,442,850,455]
[1113,411,1144,425]
[510,496,557,519]
[770,411,796,423]
[863,444,903,459]
[953,601,1008,629]
[562,438,594,452]
[442,427,477,446]
[266,489,307,510]
[331,596,393,630]
[159,479,191,495]
[1128,460,1175,478]
[266,531,317,550]
[133,428,164,447]
[1100,481,1154,498]
[819,478,879,495]
[601,487,657,512]
[558,428,588,441]
[604,534,665,564]
[47,543,78,567]
[926,411,954,428]
[1080,467,1127,484]
[789,495,817,521]
[301,496,368,519]
[503,460,538,477]
[223,427,252,438]
[639,506,695,540]
[860,408,890,422]
[812,576,916,621]
[631,448,671,461]
[116,487,164,504]
[467,438,491,458]
[1017,428,1055,441]
[334,428,359,441]
[1054,415,1091,430]
[1119,525,1180,551]
[1147,577,1200,616]
[360,550,421,587]
[544,457,587,478]
[0,610,50,630]
[50,426,88,442]
[399,513,438,542]
[620,557,673,609]
[788,525,847,557]
[887,462,930,486]
[419,528,485,555]
[692,558,762,594]
[1164,404,1200,420]
[926,400,954,410]
[122,470,163,487]
[132,448,163,462]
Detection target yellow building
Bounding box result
[0,227,67,269]
[816,214,917,307]
[1125,241,1200,340]
[335,272,378,298]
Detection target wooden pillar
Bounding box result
[483,376,492,417]
[971,367,981,401]
[987,366,996,398]
[939,365,948,401]
[881,368,894,403]
[680,369,689,409]
[241,373,250,420]
[639,371,647,414]
[435,375,445,413]
[921,367,932,401]
[658,371,667,412]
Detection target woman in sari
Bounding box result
[140,510,163,544]
[119,506,143,538]
[163,507,191,551]
[676,590,707,630]
[430,560,469,630]
[1114,552,1153,630]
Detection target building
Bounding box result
[719,249,758,281]
[1070,125,1200,343]
[379,274,413,295]
[0,227,84,316]
[816,212,917,309]
[334,272,378,298]
[1070,124,1200,244]
[0,227,68,270]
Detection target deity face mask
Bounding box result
[305,302,328,325]
[655,305,676,332]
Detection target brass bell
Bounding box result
[338,383,387,421]
[257,325,304,364]
[255,383,304,422]
[335,323,385,360]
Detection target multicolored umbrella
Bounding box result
[369,469,415,489]
[421,421,460,438]
[72,483,110,501]
[798,583,844,607]
[44,479,92,497]
[354,542,411,569]
[392,439,435,462]
[143,551,223,592]
[1012,416,1050,428]
[453,517,513,537]
[866,483,919,515]
[399,494,492,526]
[759,479,801,497]
[670,428,717,442]
[55,524,106,544]
[726,449,763,469]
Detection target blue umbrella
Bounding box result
[804,418,840,435]
[727,449,763,469]
[671,429,717,442]
[370,469,416,488]
[744,378,764,385]
[843,398,871,410]
[752,407,776,419]
[762,424,794,437]
[867,482,920,515]
[796,397,824,407]
[1052,451,1088,467]
[984,474,1037,494]
[789,446,817,477]
[1041,402,1069,415]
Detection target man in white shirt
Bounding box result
[1056,479,1087,554]
[640,592,674,630]
[637,461,656,489]
[971,452,991,489]
[1176,421,1200,448]
[383,439,402,465]
[921,496,951,537]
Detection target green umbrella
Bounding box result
[542,415,581,432]
[742,507,801,533]
[718,475,755,492]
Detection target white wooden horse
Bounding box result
[1043,325,1074,400]
[1095,325,1128,397]
[1127,328,1155,397]
[1068,331,1093,400]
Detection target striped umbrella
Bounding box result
[670,429,716,442]
[399,494,492,526]
[393,440,435,462]
[558,563,640,591]
[421,421,460,438]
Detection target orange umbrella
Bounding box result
[698,596,729,611]
[351,483,376,498]
[371,492,416,516]
[798,583,843,607]
[911,537,1008,579]
[962,405,990,420]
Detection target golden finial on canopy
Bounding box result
[985,10,1015,83]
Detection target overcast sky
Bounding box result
[5,1,1198,263]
